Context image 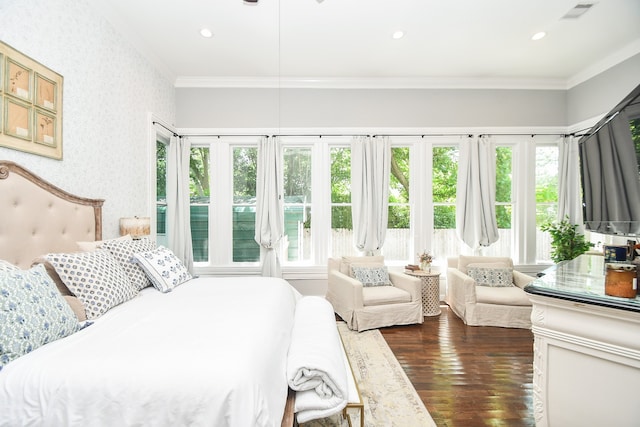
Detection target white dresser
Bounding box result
[525,255,640,427]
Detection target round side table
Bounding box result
[405,270,441,316]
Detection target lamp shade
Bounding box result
[119,216,150,239]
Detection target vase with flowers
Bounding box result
[418,250,433,272]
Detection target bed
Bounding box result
[0,160,348,427]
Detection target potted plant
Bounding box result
[540,217,592,263]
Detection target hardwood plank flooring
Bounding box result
[380,304,535,427]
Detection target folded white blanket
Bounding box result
[287,296,348,423]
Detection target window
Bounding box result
[156,141,211,262]
[232,146,259,262]
[156,139,168,248]
[283,147,312,263]
[483,145,513,256]
[535,145,559,262]
[190,147,210,262]
[386,147,411,261]
[330,147,355,256]
[154,130,561,272]
[432,145,459,259]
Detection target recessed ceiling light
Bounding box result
[531,31,546,41]
[392,30,405,39]
[200,28,213,38]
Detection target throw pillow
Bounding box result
[30,258,87,322]
[467,265,514,287]
[133,246,192,293]
[350,264,392,287]
[76,234,133,252]
[31,257,73,296]
[101,238,156,291]
[0,260,19,272]
[45,250,138,319]
[0,264,81,370]
[340,256,385,276]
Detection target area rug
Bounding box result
[302,322,437,427]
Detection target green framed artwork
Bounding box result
[0,41,63,159]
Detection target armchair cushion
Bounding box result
[350,264,391,287]
[476,285,531,306]
[363,286,412,306]
[467,264,514,287]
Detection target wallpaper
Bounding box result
[0,0,175,238]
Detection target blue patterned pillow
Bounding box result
[0,264,80,370]
[102,238,156,291]
[132,246,192,293]
[467,266,514,287]
[350,264,391,287]
[0,260,19,272]
[45,250,138,319]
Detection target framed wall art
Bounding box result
[0,41,63,160]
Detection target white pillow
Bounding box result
[340,256,385,276]
[133,246,192,293]
[76,234,133,252]
[45,250,138,319]
[101,238,156,291]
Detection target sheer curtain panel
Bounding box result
[255,136,284,277]
[558,135,584,228]
[456,135,499,251]
[351,136,391,255]
[167,135,194,273]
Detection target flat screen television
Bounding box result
[579,83,640,236]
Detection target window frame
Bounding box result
[151,124,562,276]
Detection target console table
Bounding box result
[405,270,441,316]
[524,255,640,427]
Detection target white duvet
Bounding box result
[0,276,301,427]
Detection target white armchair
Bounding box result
[326,256,423,332]
[445,255,534,328]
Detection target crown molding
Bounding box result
[567,39,640,89]
[173,76,569,90]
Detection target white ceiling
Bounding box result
[89,0,640,89]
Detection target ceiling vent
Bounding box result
[562,3,596,19]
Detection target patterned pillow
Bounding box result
[45,250,138,319]
[0,264,80,370]
[101,238,156,291]
[467,266,514,287]
[350,264,391,287]
[76,234,133,252]
[132,246,192,293]
[0,260,19,272]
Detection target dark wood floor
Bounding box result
[380,304,535,427]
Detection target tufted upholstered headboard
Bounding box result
[0,160,104,269]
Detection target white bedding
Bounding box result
[0,276,301,427]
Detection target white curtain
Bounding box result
[557,134,584,228]
[167,135,194,273]
[456,135,499,250]
[351,136,391,255]
[255,136,284,277]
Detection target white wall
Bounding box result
[0,0,175,238]
[567,53,640,126]
[176,87,567,128]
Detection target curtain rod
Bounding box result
[153,122,270,138]
[152,121,179,137]
[153,122,580,139]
